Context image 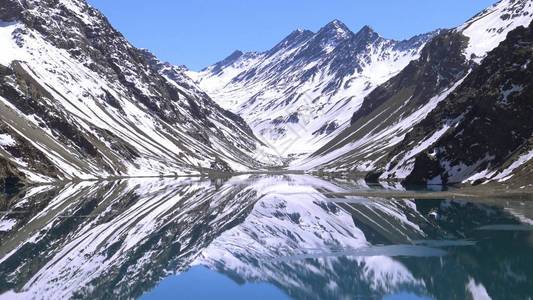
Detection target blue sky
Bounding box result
[87,0,496,70]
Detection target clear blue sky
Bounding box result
[87,0,496,70]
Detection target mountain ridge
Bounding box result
[0,0,276,185]
[296,0,533,186]
[189,20,438,157]
[1,0,532,188]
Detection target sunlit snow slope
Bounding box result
[0,0,274,183]
[297,0,533,185]
[189,21,437,157]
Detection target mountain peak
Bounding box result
[358,25,377,35]
[354,25,381,42]
[313,19,353,48]
[320,19,351,36]
[206,50,245,73]
[326,19,349,30]
[269,28,314,53]
[225,50,245,61]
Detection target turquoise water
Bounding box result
[0,175,531,299]
[143,266,432,300]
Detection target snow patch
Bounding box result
[0,219,17,232]
[466,278,492,300]
[492,149,533,182]
[0,134,16,147]
[459,0,533,63]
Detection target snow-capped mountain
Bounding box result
[0,0,531,188]
[0,0,274,184]
[381,20,533,185]
[189,21,437,157]
[296,0,533,185]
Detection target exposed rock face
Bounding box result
[0,156,24,190]
[0,0,23,21]
[190,20,437,156]
[351,31,471,124]
[385,21,533,185]
[298,0,533,185]
[0,0,272,183]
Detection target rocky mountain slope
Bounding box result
[381,21,533,185]
[297,0,533,185]
[0,0,272,185]
[189,21,437,157]
[1,0,531,188]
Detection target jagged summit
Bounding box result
[314,19,354,47]
[356,25,378,36]
[206,50,245,73]
[190,19,438,156]
[269,28,314,53]
[352,25,382,46]
[321,19,351,34]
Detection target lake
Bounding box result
[0,175,532,300]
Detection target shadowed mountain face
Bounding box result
[296,0,533,186]
[0,0,275,185]
[189,20,437,157]
[1,176,532,299]
[382,21,533,185]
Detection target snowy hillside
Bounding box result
[189,21,437,157]
[0,0,273,184]
[0,0,531,187]
[296,0,533,185]
[380,20,533,185]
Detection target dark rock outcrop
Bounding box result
[395,22,533,184]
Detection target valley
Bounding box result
[1,1,533,299]
[0,0,532,190]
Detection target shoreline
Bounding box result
[325,185,533,202]
[2,172,532,202]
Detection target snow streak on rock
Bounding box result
[190,21,436,157]
[297,0,533,185]
[0,0,274,183]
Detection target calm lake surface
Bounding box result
[0,175,532,300]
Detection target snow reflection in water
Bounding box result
[0,175,531,300]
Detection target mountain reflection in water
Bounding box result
[0,175,532,300]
